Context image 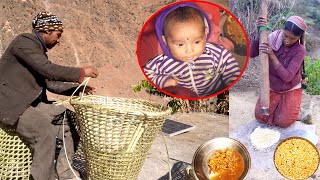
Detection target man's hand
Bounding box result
[79,86,96,95]
[164,78,178,87]
[82,64,99,78]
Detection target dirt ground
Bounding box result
[0,0,173,103]
[0,0,230,102]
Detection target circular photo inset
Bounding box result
[274,137,320,180]
[136,0,249,100]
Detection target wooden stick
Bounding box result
[259,0,270,115]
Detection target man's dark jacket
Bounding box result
[0,32,81,126]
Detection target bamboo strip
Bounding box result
[127,123,143,152]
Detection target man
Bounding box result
[0,11,98,180]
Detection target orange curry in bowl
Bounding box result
[207,148,245,180]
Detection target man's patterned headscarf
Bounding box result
[32,11,63,32]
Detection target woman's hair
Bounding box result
[284,21,304,37]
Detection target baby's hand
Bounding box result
[164,78,178,87]
[80,86,96,95]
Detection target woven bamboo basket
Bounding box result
[0,123,32,180]
[70,95,171,180]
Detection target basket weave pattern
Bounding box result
[0,124,32,180]
[70,96,171,180]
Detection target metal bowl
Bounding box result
[286,130,318,146]
[191,137,251,180]
[273,136,320,180]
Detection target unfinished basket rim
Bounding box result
[70,95,172,118]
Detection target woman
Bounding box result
[250,15,307,127]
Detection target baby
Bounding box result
[143,3,241,97]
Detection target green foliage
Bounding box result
[305,56,320,95]
[131,80,228,114]
[297,0,320,29]
[216,92,229,115]
[167,99,183,114]
[132,80,161,95]
[132,80,182,114]
[230,0,295,36]
[268,10,293,31]
[295,1,320,53]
